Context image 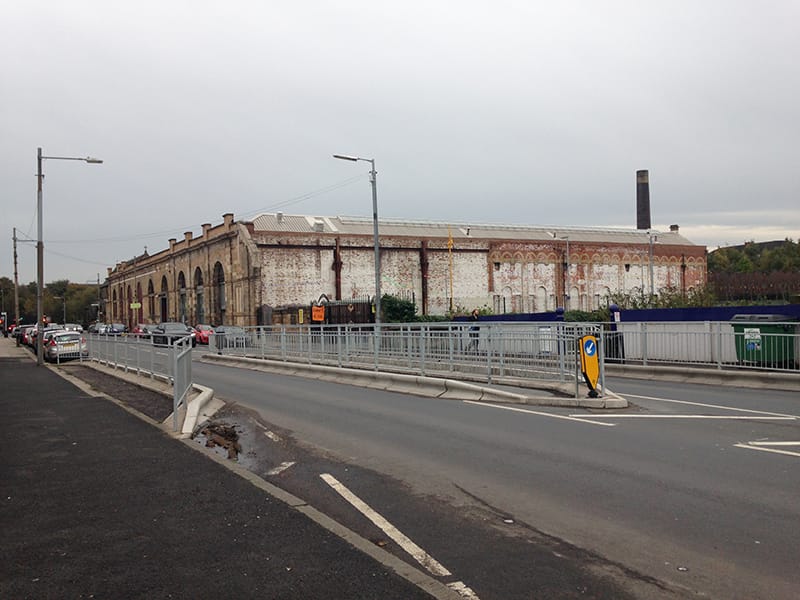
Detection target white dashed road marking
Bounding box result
[263,430,282,442]
[464,400,615,427]
[266,461,296,475]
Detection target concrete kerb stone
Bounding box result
[201,353,626,408]
[73,359,220,435]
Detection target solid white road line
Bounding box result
[463,400,615,427]
[266,461,295,475]
[567,414,795,420]
[748,441,800,446]
[622,393,800,419]
[320,473,453,578]
[734,444,800,458]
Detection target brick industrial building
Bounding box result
[103,212,706,328]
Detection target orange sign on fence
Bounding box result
[311,306,325,322]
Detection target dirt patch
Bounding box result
[194,422,242,459]
[60,364,174,422]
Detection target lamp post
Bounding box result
[36,148,102,365]
[332,154,381,326]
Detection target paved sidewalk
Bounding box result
[0,339,448,599]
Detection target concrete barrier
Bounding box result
[201,353,624,408]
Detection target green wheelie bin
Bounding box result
[730,314,798,368]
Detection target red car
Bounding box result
[194,324,215,345]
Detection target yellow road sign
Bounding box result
[578,334,600,397]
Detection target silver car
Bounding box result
[44,331,88,363]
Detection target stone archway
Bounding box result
[147,280,156,322]
[160,276,169,322]
[211,262,226,325]
[177,271,187,323]
[194,267,205,325]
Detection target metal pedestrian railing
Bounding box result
[209,322,607,391]
[208,320,800,382]
[84,334,194,431]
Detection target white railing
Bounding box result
[610,320,799,371]
[85,334,194,430]
[209,322,608,390]
[208,320,800,381]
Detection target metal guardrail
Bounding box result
[609,320,800,372]
[208,320,800,382]
[84,334,194,431]
[209,323,606,391]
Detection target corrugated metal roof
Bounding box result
[250,213,699,246]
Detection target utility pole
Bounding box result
[13,228,21,345]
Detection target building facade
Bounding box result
[104,213,706,328]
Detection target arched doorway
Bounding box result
[126,285,132,328]
[211,262,226,325]
[177,271,187,324]
[194,267,205,325]
[160,276,169,322]
[147,280,155,322]
[135,281,142,327]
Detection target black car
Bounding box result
[152,322,196,347]
[107,323,128,335]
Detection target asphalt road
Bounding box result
[194,359,800,599]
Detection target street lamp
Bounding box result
[332,154,381,326]
[36,147,102,365]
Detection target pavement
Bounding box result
[0,338,460,600]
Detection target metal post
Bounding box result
[564,237,570,308]
[368,160,381,327]
[35,148,102,365]
[13,228,20,346]
[36,148,44,365]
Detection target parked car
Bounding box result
[44,331,88,363]
[30,325,64,349]
[194,324,215,344]
[42,327,67,347]
[131,323,158,337]
[152,322,196,347]
[87,323,109,335]
[106,323,128,335]
[213,325,248,350]
[19,325,37,346]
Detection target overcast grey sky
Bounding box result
[2,0,798,285]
